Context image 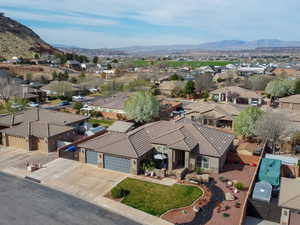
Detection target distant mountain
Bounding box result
[0,13,61,59]
[115,39,300,54]
[57,39,300,56]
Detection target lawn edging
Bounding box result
[160,183,205,217]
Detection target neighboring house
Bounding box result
[184,101,244,129]
[91,93,183,120]
[279,95,300,111]
[90,92,132,120]
[41,81,79,96]
[210,86,263,105]
[278,178,300,225]
[76,118,234,174]
[65,60,81,70]
[2,121,75,153]
[0,108,89,151]
[159,80,186,96]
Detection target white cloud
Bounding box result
[3,9,118,26]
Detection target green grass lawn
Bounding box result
[114,178,203,216]
[130,60,236,68]
[88,118,115,127]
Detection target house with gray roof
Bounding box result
[0,108,88,152]
[77,118,234,174]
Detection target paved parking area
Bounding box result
[0,172,140,225]
[0,146,57,176]
[30,158,128,200]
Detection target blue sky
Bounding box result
[0,0,299,48]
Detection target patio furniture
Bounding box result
[225,192,235,201]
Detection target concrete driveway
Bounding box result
[29,158,128,201]
[0,146,57,176]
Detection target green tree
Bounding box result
[25,72,32,81]
[184,80,195,96]
[234,107,263,137]
[202,89,209,101]
[93,56,98,64]
[265,79,295,97]
[73,102,83,111]
[124,91,160,123]
[169,73,184,81]
[294,79,300,94]
[52,71,58,80]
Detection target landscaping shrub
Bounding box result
[111,186,128,199]
[224,205,231,211]
[196,167,204,174]
[234,182,245,190]
[223,213,230,217]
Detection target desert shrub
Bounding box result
[234,182,245,190]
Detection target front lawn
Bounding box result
[112,178,203,216]
[88,118,114,127]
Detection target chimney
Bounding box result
[10,114,15,127]
[28,122,31,136]
[36,107,40,121]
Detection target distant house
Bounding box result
[65,60,81,70]
[90,92,132,120]
[184,101,244,129]
[210,86,263,105]
[279,95,300,111]
[0,108,88,152]
[76,118,234,174]
[159,80,186,96]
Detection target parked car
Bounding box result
[59,101,70,106]
[72,95,84,102]
[28,102,39,107]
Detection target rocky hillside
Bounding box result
[0,13,61,59]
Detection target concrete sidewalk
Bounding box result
[94,196,173,225]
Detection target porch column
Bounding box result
[258,98,262,105]
[184,151,190,169]
[168,150,173,171]
[218,93,222,102]
[248,98,252,105]
[233,98,237,104]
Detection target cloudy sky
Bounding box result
[0,0,299,48]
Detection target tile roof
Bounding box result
[279,177,300,210]
[78,128,153,158]
[2,121,74,138]
[279,94,300,104]
[211,86,262,99]
[79,118,234,158]
[23,108,88,125]
[185,102,244,120]
[91,92,132,110]
[107,121,135,133]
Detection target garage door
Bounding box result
[86,150,98,165]
[104,155,130,173]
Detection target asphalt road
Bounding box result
[0,172,141,225]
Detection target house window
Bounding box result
[197,156,209,169]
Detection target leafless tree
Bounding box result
[0,76,20,102]
[254,112,291,152]
[47,81,73,97]
[195,73,214,93]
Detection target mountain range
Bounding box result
[57,39,300,55]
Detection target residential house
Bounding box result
[90,92,132,120]
[0,108,89,151]
[65,60,81,71]
[159,80,186,96]
[278,178,300,225]
[210,86,263,105]
[76,118,234,174]
[91,92,183,120]
[184,101,244,129]
[279,95,300,111]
